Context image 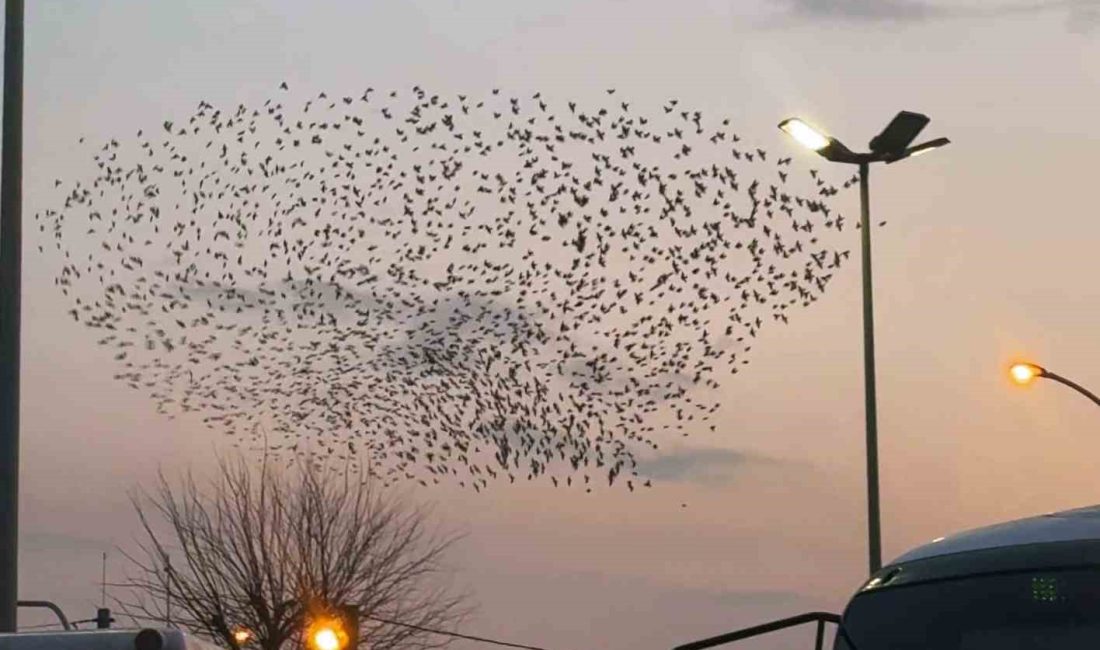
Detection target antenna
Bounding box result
[101,552,107,607]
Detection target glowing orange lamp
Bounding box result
[1009,362,1044,386]
[307,617,349,650]
[1007,361,1100,408]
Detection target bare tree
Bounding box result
[117,452,473,650]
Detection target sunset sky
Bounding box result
[11,2,1100,649]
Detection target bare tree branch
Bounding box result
[116,451,474,650]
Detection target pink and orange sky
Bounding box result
[11,1,1100,649]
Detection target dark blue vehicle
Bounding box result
[677,504,1100,650]
[837,503,1100,648]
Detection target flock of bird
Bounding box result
[36,84,858,492]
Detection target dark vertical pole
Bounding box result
[859,161,882,577]
[0,0,24,634]
[165,556,172,627]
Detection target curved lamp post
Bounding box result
[779,111,950,578]
[1009,362,1100,408]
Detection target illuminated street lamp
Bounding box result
[308,618,348,650]
[306,605,360,650]
[778,118,830,151]
[312,626,343,650]
[1009,362,1100,408]
[779,114,950,165]
[780,111,950,578]
[1009,362,1043,386]
[231,627,254,647]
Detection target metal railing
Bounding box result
[673,611,841,650]
[16,600,72,630]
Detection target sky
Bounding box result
[9,1,1100,649]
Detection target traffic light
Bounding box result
[95,608,113,629]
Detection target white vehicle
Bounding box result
[0,629,223,650]
[835,503,1100,648]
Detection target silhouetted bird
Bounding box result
[38,83,856,493]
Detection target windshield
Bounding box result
[835,568,1100,649]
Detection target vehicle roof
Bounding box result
[0,629,223,650]
[890,503,1100,565]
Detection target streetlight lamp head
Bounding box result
[869,110,930,156]
[232,628,253,645]
[313,628,341,650]
[779,117,863,163]
[884,137,951,164]
[1010,362,1045,385]
[778,118,830,151]
[307,618,349,650]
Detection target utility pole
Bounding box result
[0,0,25,633]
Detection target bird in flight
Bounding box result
[37,83,855,493]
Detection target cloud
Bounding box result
[1067,2,1100,33]
[774,0,1099,28]
[783,0,941,22]
[638,446,800,486]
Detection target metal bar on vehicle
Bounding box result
[17,600,72,630]
[673,611,841,650]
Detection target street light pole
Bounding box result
[779,112,949,578]
[1041,371,1100,408]
[1010,363,1100,409]
[858,161,881,576]
[0,0,24,633]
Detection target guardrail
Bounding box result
[673,611,841,650]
